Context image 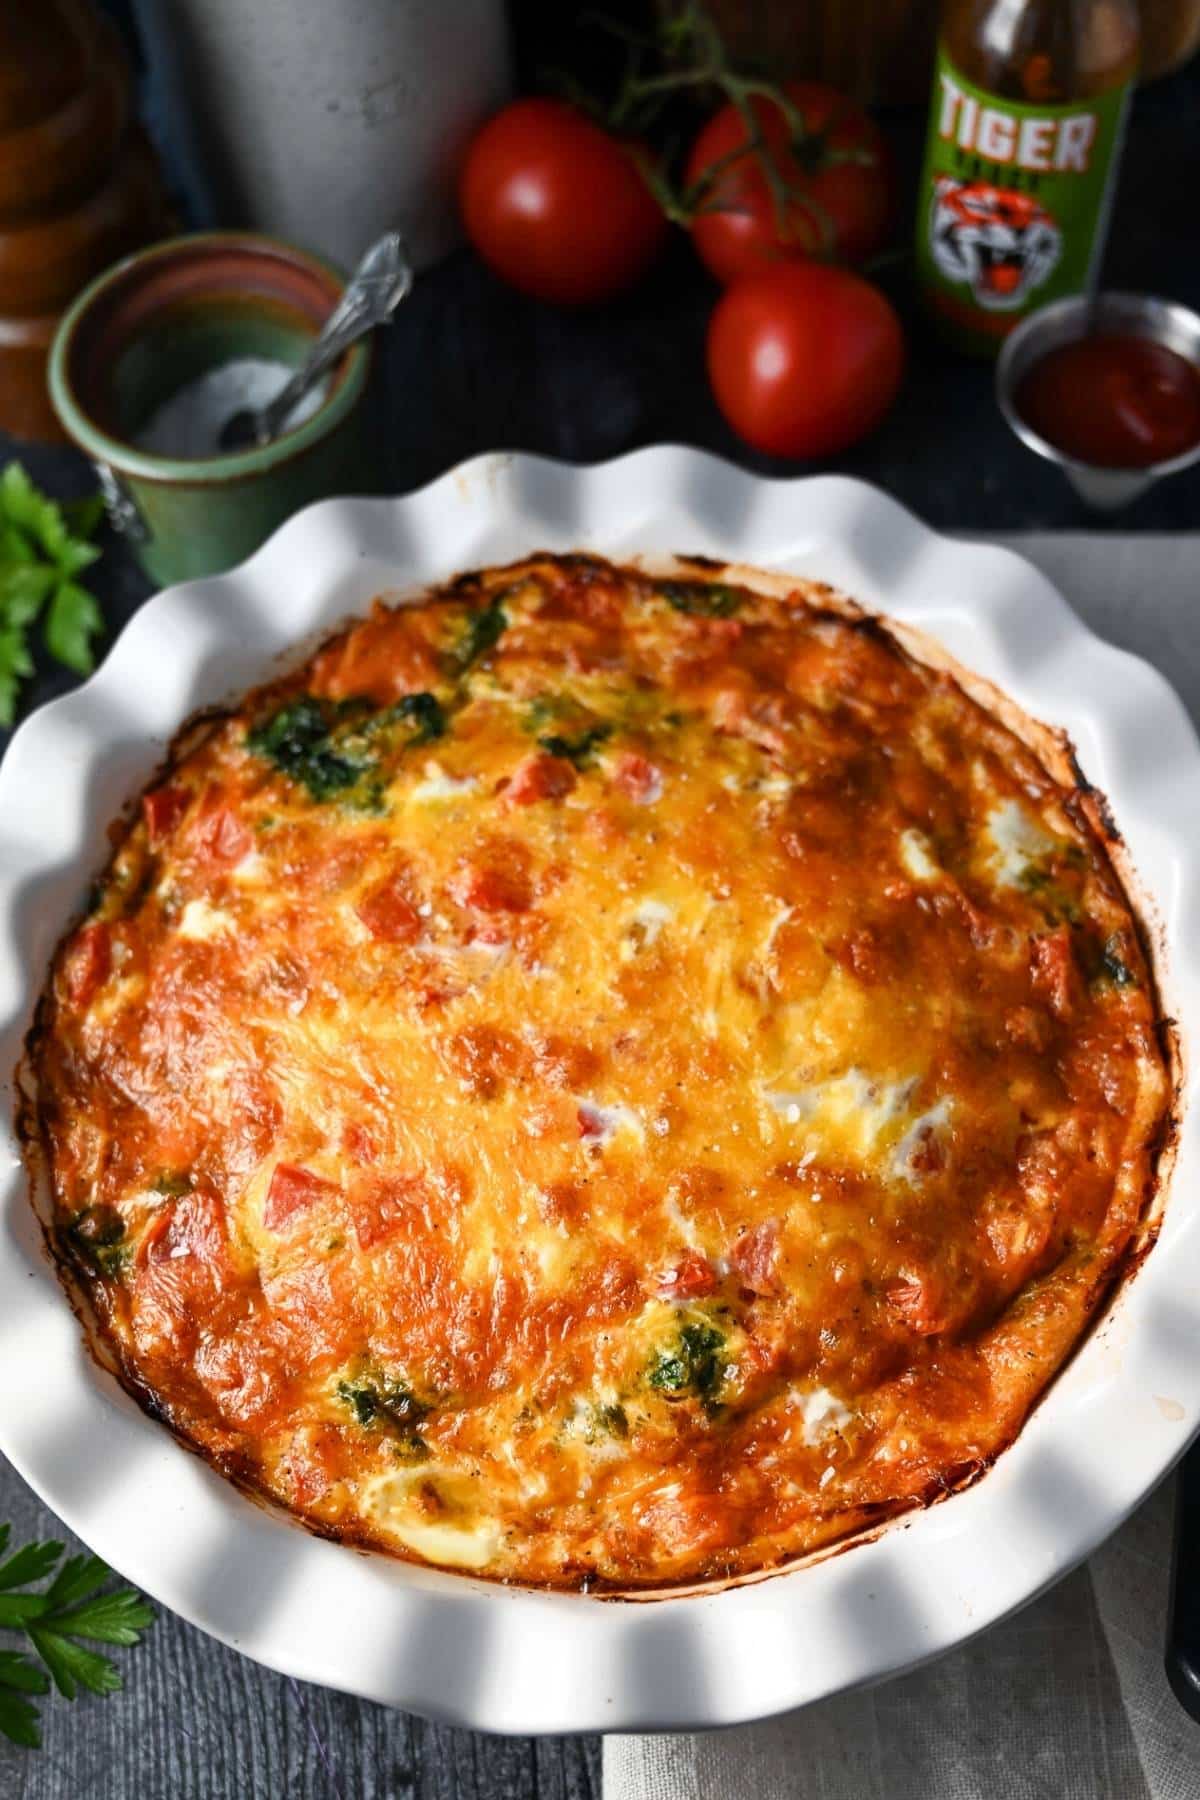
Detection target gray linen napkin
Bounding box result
[605,533,1200,1800]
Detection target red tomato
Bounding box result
[356,874,421,943]
[707,262,904,459]
[460,99,668,306]
[191,792,253,868]
[142,784,189,848]
[730,1219,780,1295]
[655,1249,717,1301]
[62,919,111,1009]
[448,857,532,914]
[612,752,663,805]
[264,1164,337,1234]
[686,81,892,284]
[506,752,577,806]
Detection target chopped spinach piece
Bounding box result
[66,1205,126,1278]
[659,580,741,619]
[1100,934,1137,987]
[337,1373,430,1437]
[246,689,446,803]
[387,1433,430,1465]
[1019,865,1081,927]
[337,1370,431,1459]
[525,696,562,732]
[597,1402,629,1439]
[246,696,365,800]
[384,691,445,745]
[538,723,612,767]
[565,1399,630,1445]
[647,1323,727,1402]
[452,598,507,671]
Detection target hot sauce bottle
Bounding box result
[915,0,1139,353]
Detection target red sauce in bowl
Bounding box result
[1015,334,1200,469]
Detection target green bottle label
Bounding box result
[915,45,1131,348]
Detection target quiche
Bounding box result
[27,553,1171,1590]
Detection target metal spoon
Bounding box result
[218,231,413,453]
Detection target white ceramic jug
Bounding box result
[132,0,512,270]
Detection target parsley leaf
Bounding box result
[45,582,103,676]
[0,464,105,726]
[0,1652,49,1749]
[0,625,33,726]
[0,1527,153,1747]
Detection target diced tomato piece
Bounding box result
[356,876,421,943]
[1030,926,1078,1020]
[264,1163,338,1232]
[142,784,189,848]
[656,1248,716,1301]
[885,1271,947,1336]
[613,752,663,804]
[906,1126,944,1177]
[741,1328,788,1378]
[309,603,440,703]
[142,1186,229,1270]
[577,1101,611,1143]
[62,920,111,1008]
[506,752,577,806]
[341,1121,379,1164]
[448,859,532,913]
[192,793,253,868]
[730,1219,780,1295]
[350,1173,425,1250]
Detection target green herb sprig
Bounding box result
[0,464,105,727]
[0,1526,153,1748]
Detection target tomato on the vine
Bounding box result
[685,81,892,285]
[706,262,905,459]
[459,99,668,307]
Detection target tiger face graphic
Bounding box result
[929,178,1062,311]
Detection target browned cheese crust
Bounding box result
[29,554,1170,1588]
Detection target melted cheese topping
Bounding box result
[32,554,1169,1590]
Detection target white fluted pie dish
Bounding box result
[0,448,1196,1733]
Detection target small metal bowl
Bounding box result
[995,291,1200,511]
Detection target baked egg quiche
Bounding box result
[27,553,1171,1589]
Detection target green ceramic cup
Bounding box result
[48,231,373,587]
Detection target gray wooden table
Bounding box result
[0,1483,600,1800]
